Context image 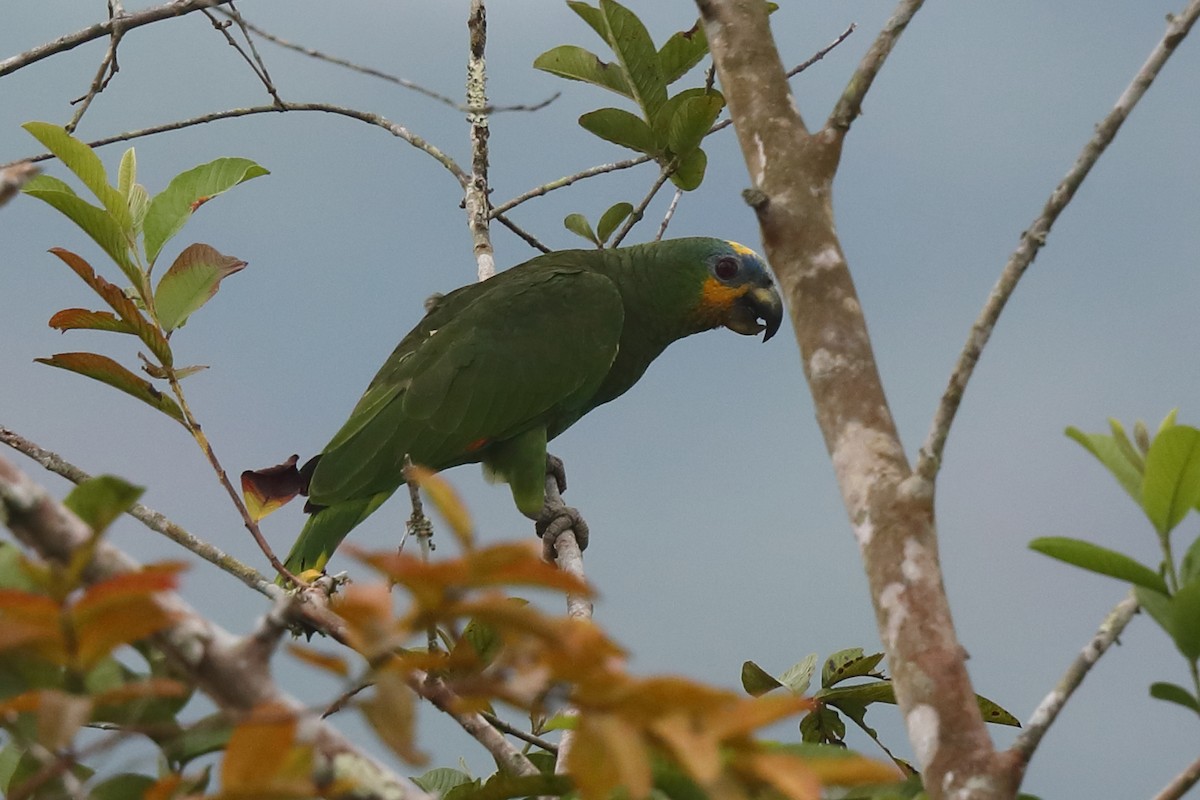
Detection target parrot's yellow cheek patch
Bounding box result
[727,241,759,258]
[697,276,749,326]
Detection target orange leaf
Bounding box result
[731,751,822,800]
[332,582,396,656]
[0,589,67,663]
[240,455,304,522]
[36,352,185,424]
[0,689,94,751]
[49,307,135,334]
[406,465,474,550]
[649,713,721,784]
[93,677,189,709]
[798,751,903,787]
[144,774,183,800]
[287,643,350,677]
[70,562,184,669]
[221,701,313,794]
[710,693,813,740]
[569,713,652,800]
[360,665,426,765]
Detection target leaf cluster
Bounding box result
[1032,411,1200,718]
[21,122,265,425]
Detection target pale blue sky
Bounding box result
[3,2,1199,797]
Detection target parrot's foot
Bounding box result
[536,503,589,560]
[545,453,568,494]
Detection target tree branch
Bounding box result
[915,0,1200,484]
[827,0,925,132]
[1153,753,1200,800]
[466,0,495,281]
[4,102,469,186]
[698,2,1007,797]
[0,0,232,78]
[1007,593,1139,772]
[0,453,431,800]
[64,0,127,134]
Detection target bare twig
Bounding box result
[827,0,925,131]
[0,162,39,208]
[494,212,553,253]
[1153,754,1200,800]
[65,0,127,134]
[0,425,273,592]
[212,8,558,114]
[0,453,432,800]
[489,155,654,218]
[610,167,673,248]
[480,711,559,753]
[655,187,684,241]
[5,102,469,186]
[787,22,857,78]
[915,0,1200,484]
[0,0,232,78]
[466,0,495,281]
[201,2,283,107]
[1008,593,1139,769]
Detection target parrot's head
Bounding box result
[695,240,784,342]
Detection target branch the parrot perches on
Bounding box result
[248,237,782,577]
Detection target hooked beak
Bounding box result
[725,285,784,342]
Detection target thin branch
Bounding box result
[212,8,558,114]
[0,0,232,78]
[1007,593,1139,768]
[488,154,654,218]
[655,187,683,241]
[479,711,559,753]
[787,22,857,79]
[610,167,672,247]
[827,0,926,132]
[4,102,469,186]
[411,671,540,777]
[495,212,552,253]
[0,453,432,800]
[65,0,127,134]
[201,2,283,108]
[915,0,1200,484]
[1153,754,1200,800]
[466,0,495,281]
[0,162,39,208]
[0,425,273,592]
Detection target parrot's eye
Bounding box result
[714,256,740,281]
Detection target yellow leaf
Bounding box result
[287,643,350,676]
[220,701,314,795]
[800,751,903,786]
[570,714,652,800]
[732,750,822,800]
[360,665,426,765]
[406,464,474,549]
[650,713,721,784]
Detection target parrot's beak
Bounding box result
[726,284,784,342]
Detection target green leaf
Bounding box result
[667,93,724,157]
[670,147,707,191]
[64,475,143,537]
[779,653,817,695]
[741,660,783,696]
[1170,579,1200,660]
[596,201,633,244]
[23,184,142,289]
[1028,536,1168,594]
[47,248,171,367]
[533,45,632,98]
[143,157,268,266]
[90,773,157,800]
[563,213,599,245]
[579,107,659,154]
[1181,534,1200,585]
[817,681,896,708]
[35,352,185,425]
[822,648,885,689]
[599,0,667,121]
[1142,425,1200,537]
[1149,681,1200,714]
[658,20,708,85]
[567,0,607,40]
[468,773,572,800]
[153,243,247,331]
[799,706,845,744]
[1108,418,1145,474]
[977,694,1020,727]
[23,173,77,196]
[1136,587,1175,639]
[161,714,233,768]
[22,121,131,232]
[413,768,474,794]
[117,148,136,197]
[127,183,150,235]
[48,308,135,335]
[1065,425,1143,506]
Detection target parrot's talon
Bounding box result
[536,504,589,560]
[546,454,568,495]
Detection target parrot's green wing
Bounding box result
[283,265,625,574]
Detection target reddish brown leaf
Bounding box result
[92,677,189,709]
[48,247,171,365]
[48,308,134,334]
[241,455,303,522]
[36,352,185,424]
[70,562,184,669]
[190,196,212,212]
[0,589,66,663]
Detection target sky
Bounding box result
[3,2,1200,797]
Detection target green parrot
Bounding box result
[280,237,782,574]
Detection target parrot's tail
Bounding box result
[279,492,390,580]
